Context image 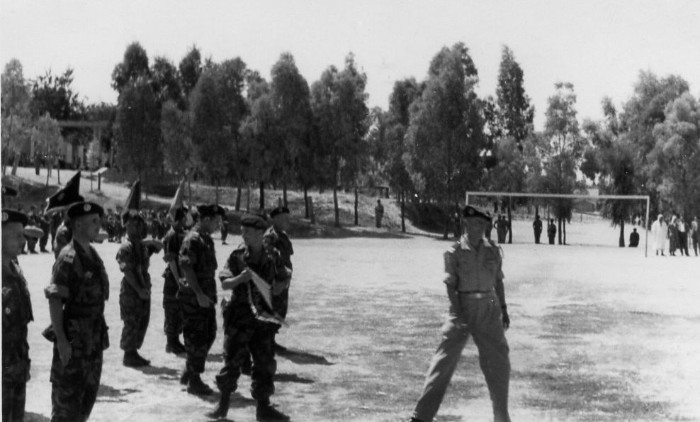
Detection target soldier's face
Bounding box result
[74,214,102,241]
[2,222,25,258]
[463,217,488,242]
[241,226,264,249]
[272,214,289,231]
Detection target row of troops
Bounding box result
[3,196,296,422]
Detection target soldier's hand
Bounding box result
[196,292,213,308]
[57,338,72,366]
[501,306,510,330]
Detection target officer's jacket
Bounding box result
[116,237,153,293]
[162,226,186,295]
[219,245,290,317]
[179,227,218,301]
[263,227,294,271]
[444,236,504,292]
[2,261,33,383]
[45,240,110,357]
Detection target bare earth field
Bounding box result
[17,218,700,422]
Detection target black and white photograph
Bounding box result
[2,1,700,421]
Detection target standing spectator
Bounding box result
[375,199,384,228]
[547,219,557,245]
[628,228,640,247]
[651,214,668,256]
[668,215,679,256]
[220,209,229,245]
[691,216,699,256]
[38,207,51,253]
[495,215,507,244]
[677,216,689,256]
[532,215,543,244]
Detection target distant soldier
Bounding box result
[208,212,291,421]
[532,214,543,244]
[406,205,511,422]
[265,206,294,318]
[44,171,84,258]
[178,204,225,395]
[547,219,557,245]
[38,207,51,252]
[24,206,40,254]
[117,180,155,367]
[45,201,110,422]
[162,206,189,355]
[375,199,384,228]
[220,208,229,245]
[2,209,33,422]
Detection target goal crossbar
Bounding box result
[465,191,651,257]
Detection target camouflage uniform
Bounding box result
[214,244,291,400]
[263,227,293,318]
[178,227,218,376]
[53,221,72,259]
[2,260,33,422]
[162,225,186,339]
[45,240,110,422]
[117,238,153,352]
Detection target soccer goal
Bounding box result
[465,191,651,257]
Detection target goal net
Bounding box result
[465,191,651,257]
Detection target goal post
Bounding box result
[465,191,651,257]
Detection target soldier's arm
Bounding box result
[117,245,148,296]
[45,257,72,365]
[219,254,250,291]
[163,233,183,281]
[494,249,507,308]
[179,237,212,306]
[443,247,459,308]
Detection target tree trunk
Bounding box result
[563,218,567,245]
[619,220,625,247]
[443,204,450,240]
[11,154,19,176]
[507,197,513,244]
[215,178,220,205]
[283,181,288,207]
[235,182,242,211]
[188,178,192,204]
[354,187,359,226]
[401,190,406,233]
[303,186,309,219]
[333,186,340,228]
[246,184,251,212]
[259,181,265,210]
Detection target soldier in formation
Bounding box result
[2,209,33,422]
[208,211,291,421]
[161,206,189,354]
[44,201,110,422]
[178,204,225,395]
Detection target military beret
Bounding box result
[2,186,18,197]
[241,212,269,230]
[462,205,491,222]
[2,209,28,226]
[122,209,145,225]
[197,204,226,219]
[67,201,104,219]
[270,206,290,218]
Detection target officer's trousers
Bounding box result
[2,380,26,422]
[413,296,511,422]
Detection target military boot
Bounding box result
[179,368,191,385]
[123,350,150,367]
[206,391,231,419]
[165,336,186,354]
[256,400,290,421]
[187,373,214,396]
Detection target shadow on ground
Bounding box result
[136,365,180,382]
[277,348,333,365]
[97,384,139,402]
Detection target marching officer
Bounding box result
[2,209,33,422]
[44,201,110,422]
[407,205,512,422]
[208,211,291,421]
[178,204,225,395]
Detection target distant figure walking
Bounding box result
[668,216,679,256]
[691,217,699,256]
[677,216,689,256]
[547,219,556,245]
[532,215,542,244]
[628,228,639,247]
[651,214,667,256]
[375,199,384,228]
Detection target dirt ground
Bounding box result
[14,211,700,421]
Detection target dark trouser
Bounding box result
[548,235,555,244]
[50,349,103,422]
[40,231,49,250]
[26,237,37,252]
[215,313,277,401]
[693,235,699,255]
[678,232,689,256]
[163,294,184,338]
[534,231,541,244]
[413,295,511,422]
[2,380,26,422]
[179,292,217,374]
[120,289,151,351]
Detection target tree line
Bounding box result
[3,42,699,239]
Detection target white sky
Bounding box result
[1,0,699,130]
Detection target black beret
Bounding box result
[462,205,491,222]
[2,186,18,197]
[241,212,269,230]
[67,202,105,219]
[270,206,290,218]
[197,204,226,219]
[2,209,28,226]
